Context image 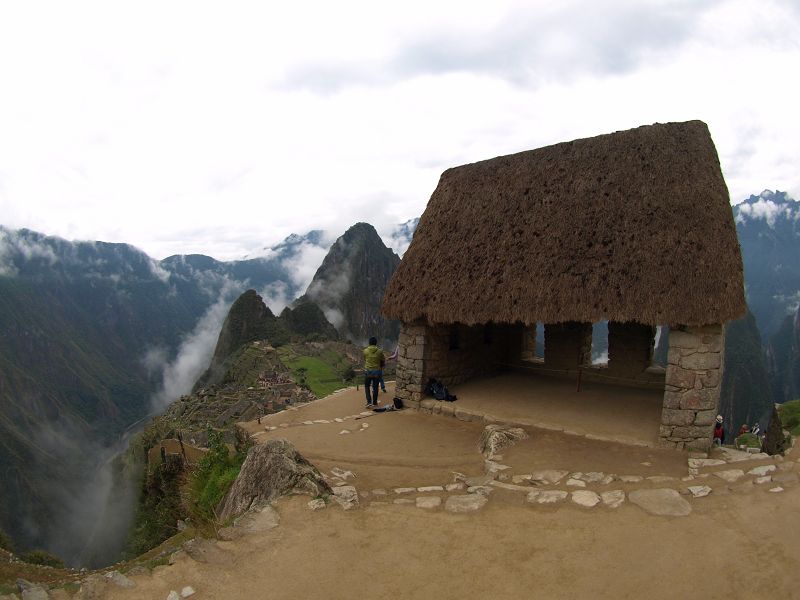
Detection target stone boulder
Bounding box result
[218,439,331,521]
[479,425,529,458]
[628,489,692,517]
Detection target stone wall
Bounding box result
[394,321,523,409]
[543,321,592,370]
[659,324,724,451]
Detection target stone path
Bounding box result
[309,433,798,519]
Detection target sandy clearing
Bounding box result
[104,383,799,599]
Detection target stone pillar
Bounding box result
[394,323,428,409]
[607,321,655,376]
[544,322,592,370]
[659,324,724,451]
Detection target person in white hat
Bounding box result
[713,415,724,446]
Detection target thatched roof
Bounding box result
[383,121,745,327]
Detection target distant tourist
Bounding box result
[363,336,384,408]
[738,423,750,436]
[713,415,724,446]
[751,422,761,437]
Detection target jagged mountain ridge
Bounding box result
[298,222,401,345]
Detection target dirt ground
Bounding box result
[104,383,800,599]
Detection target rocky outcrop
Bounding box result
[478,425,529,459]
[217,439,331,521]
[762,406,789,455]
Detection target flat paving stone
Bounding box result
[445,494,488,513]
[571,491,601,508]
[713,469,745,483]
[393,498,415,505]
[527,490,568,504]
[601,490,625,508]
[446,483,465,492]
[566,478,586,488]
[688,458,726,469]
[416,496,442,509]
[417,486,444,492]
[467,485,493,496]
[490,481,533,492]
[394,487,416,494]
[769,487,784,493]
[748,465,777,476]
[618,475,644,483]
[754,476,772,485]
[687,485,712,498]
[628,488,692,517]
[530,470,569,485]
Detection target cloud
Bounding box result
[259,280,291,315]
[1,0,799,260]
[149,280,238,411]
[281,0,723,92]
[0,227,59,276]
[27,417,137,568]
[735,190,798,227]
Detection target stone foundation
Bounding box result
[394,322,522,409]
[659,324,724,451]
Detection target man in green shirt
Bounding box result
[363,336,384,407]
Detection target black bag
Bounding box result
[393,397,404,409]
[425,378,457,402]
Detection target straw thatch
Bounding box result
[383,121,745,327]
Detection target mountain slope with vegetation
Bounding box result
[0,226,329,564]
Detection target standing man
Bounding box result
[363,336,384,408]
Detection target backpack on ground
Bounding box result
[425,378,457,402]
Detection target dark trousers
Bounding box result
[364,375,379,405]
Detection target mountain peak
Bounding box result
[734,190,799,228]
[302,222,400,344]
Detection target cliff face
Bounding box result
[719,311,775,438]
[768,305,800,404]
[300,223,401,345]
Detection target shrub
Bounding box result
[735,432,761,449]
[190,428,246,522]
[22,549,65,568]
[778,400,800,436]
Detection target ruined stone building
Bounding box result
[382,121,746,450]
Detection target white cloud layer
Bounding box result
[0,0,798,260]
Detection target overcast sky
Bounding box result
[0,0,798,260]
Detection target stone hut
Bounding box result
[382,121,746,451]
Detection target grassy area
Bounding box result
[735,432,762,449]
[778,400,800,436]
[189,428,250,525]
[277,346,352,398]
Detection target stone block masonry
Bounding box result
[393,321,522,409]
[659,324,724,451]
